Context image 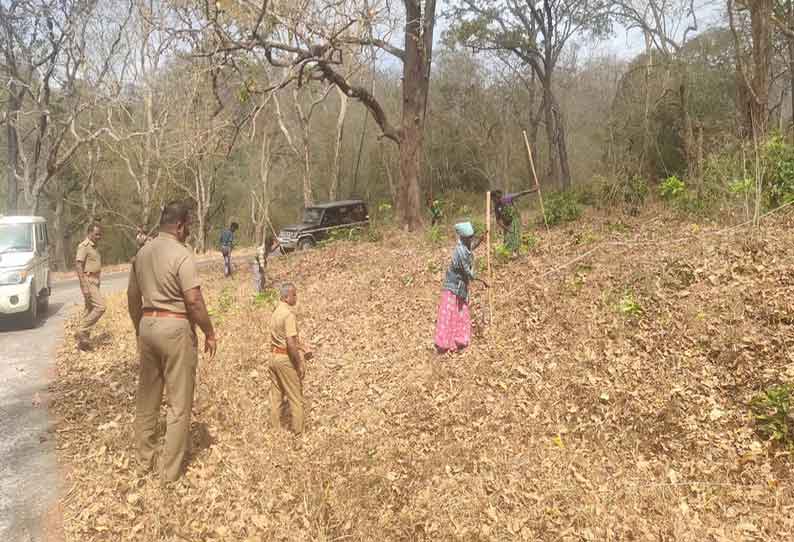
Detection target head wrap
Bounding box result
[454,221,474,238]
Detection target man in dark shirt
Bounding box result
[219,222,239,277]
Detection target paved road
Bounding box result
[0,253,245,542]
[0,271,130,542]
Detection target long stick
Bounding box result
[265,216,287,255]
[523,130,549,232]
[485,191,495,328]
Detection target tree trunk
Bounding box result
[789,1,794,134]
[396,0,434,230]
[679,73,697,179]
[642,31,654,175]
[259,122,272,243]
[749,0,772,139]
[5,89,20,214]
[542,79,560,187]
[553,98,572,189]
[53,195,67,271]
[330,87,348,201]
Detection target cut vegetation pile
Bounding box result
[54,209,794,541]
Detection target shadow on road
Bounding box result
[0,302,66,333]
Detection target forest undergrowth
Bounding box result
[53,206,794,541]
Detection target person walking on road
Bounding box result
[75,223,106,350]
[269,282,312,435]
[127,201,218,482]
[220,222,239,277]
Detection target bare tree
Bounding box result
[730,0,773,140]
[0,0,130,213]
[189,0,436,229]
[292,83,333,207]
[102,0,178,230]
[448,0,611,189]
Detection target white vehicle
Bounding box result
[0,216,51,328]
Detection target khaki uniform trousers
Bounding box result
[268,354,304,434]
[134,317,198,481]
[79,279,106,336]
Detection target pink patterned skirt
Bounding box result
[434,289,471,353]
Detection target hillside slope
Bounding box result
[54,209,794,541]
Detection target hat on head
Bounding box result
[454,221,474,238]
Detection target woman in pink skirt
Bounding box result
[434,222,486,353]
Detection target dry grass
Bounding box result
[53,209,794,541]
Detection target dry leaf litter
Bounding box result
[53,209,794,541]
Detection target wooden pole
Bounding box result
[265,216,287,255]
[523,130,549,232]
[486,191,495,328]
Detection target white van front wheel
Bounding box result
[22,284,38,329]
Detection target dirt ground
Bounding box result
[52,208,794,541]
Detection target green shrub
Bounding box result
[542,191,582,226]
[426,224,444,244]
[618,293,643,317]
[367,227,384,243]
[750,384,794,449]
[373,202,394,225]
[762,135,794,208]
[253,288,279,308]
[660,175,686,200]
[520,231,537,252]
[729,177,754,195]
[579,175,648,213]
[493,243,512,264]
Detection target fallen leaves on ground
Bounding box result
[53,207,794,541]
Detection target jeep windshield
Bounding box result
[0,223,33,253]
[302,208,323,225]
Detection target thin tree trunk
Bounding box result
[5,89,20,214]
[259,122,272,242]
[553,98,572,189]
[789,0,794,134]
[679,73,697,179]
[330,87,348,201]
[53,196,67,271]
[542,79,560,187]
[642,30,653,175]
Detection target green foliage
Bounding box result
[750,384,794,449]
[578,175,648,212]
[617,293,643,317]
[471,219,485,236]
[426,224,444,244]
[660,175,686,200]
[252,288,279,308]
[427,261,441,274]
[493,243,512,264]
[520,231,537,251]
[542,191,582,226]
[728,177,754,195]
[373,202,394,225]
[318,227,364,248]
[367,227,384,243]
[762,135,794,208]
[208,287,235,323]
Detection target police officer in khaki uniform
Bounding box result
[269,283,312,434]
[75,223,106,350]
[126,201,217,482]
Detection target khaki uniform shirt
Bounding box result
[270,301,298,350]
[75,238,102,274]
[129,232,200,314]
